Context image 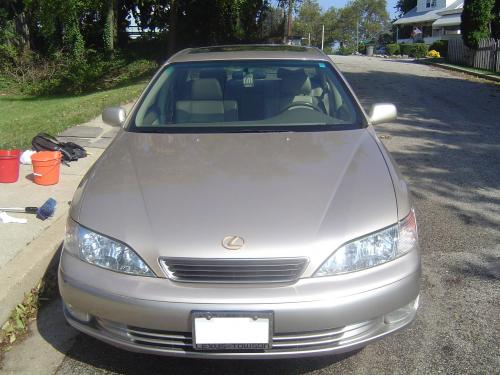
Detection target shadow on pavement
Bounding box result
[342,68,500,237]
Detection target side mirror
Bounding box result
[102,107,126,127]
[369,103,397,125]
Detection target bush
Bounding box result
[400,43,429,58]
[412,43,429,58]
[429,40,448,57]
[2,50,157,96]
[386,43,400,55]
[337,45,355,55]
[323,46,334,55]
[427,49,441,58]
[399,43,412,56]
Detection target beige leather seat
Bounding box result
[266,68,315,116]
[175,78,238,123]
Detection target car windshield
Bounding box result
[130,60,363,133]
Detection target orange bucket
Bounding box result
[31,151,62,186]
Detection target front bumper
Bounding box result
[59,251,420,359]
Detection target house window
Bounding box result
[426,0,436,7]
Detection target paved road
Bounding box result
[2,56,499,375]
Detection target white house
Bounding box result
[393,0,463,44]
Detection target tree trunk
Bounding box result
[15,11,30,51]
[287,0,294,39]
[104,0,115,52]
[168,0,179,56]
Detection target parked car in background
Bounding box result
[59,45,421,359]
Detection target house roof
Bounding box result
[433,14,462,27]
[393,7,441,25]
[393,0,463,26]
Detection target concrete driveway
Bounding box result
[1,56,499,375]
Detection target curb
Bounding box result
[432,62,500,83]
[0,214,66,325]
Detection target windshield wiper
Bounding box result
[234,128,293,133]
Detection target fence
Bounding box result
[448,38,500,73]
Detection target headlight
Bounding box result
[314,209,417,276]
[64,219,155,277]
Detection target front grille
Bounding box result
[97,318,381,354]
[159,257,308,283]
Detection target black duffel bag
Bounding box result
[32,133,87,162]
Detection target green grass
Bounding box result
[0,79,148,149]
[447,64,500,77]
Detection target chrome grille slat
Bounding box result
[171,266,304,272]
[130,336,192,347]
[127,328,191,340]
[98,319,380,353]
[273,320,376,341]
[160,257,308,283]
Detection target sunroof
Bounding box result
[188,45,309,54]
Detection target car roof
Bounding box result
[167,45,330,64]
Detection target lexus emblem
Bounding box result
[222,235,245,250]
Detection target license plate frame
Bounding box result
[191,311,273,351]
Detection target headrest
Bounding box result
[278,68,312,95]
[199,69,227,82]
[191,78,223,100]
[232,71,244,80]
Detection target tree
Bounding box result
[322,7,341,45]
[333,0,388,51]
[490,0,499,39]
[294,0,322,45]
[395,0,417,16]
[260,5,286,40]
[461,0,495,48]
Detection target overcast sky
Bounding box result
[317,0,398,18]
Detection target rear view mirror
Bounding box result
[369,103,397,125]
[102,107,126,127]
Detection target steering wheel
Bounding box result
[280,101,323,113]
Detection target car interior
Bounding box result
[135,63,356,127]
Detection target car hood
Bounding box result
[72,129,398,276]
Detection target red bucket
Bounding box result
[0,149,21,183]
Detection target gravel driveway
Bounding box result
[2,56,499,375]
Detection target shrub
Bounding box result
[461,0,495,48]
[386,43,400,55]
[412,43,429,58]
[337,45,355,55]
[323,46,334,55]
[400,43,429,58]
[3,50,157,96]
[427,49,441,58]
[399,43,412,56]
[429,40,448,57]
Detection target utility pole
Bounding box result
[356,19,359,53]
[321,25,325,50]
[308,33,311,46]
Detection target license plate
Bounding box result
[192,311,273,350]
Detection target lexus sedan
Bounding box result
[59,45,420,358]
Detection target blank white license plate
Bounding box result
[192,311,272,350]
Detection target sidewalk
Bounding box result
[432,62,500,83]
[0,102,134,325]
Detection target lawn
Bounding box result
[0,79,149,149]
